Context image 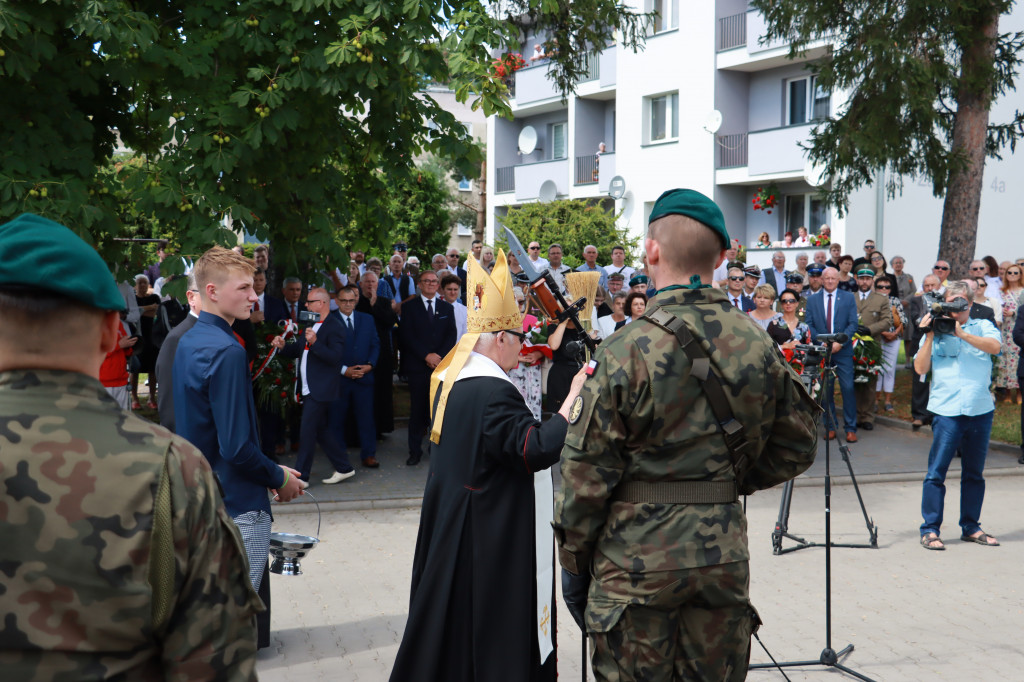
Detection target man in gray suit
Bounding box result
[154,273,201,433]
[853,267,893,429]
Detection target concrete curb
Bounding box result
[873,413,1021,455]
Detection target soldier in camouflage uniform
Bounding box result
[554,190,819,682]
[0,214,261,680]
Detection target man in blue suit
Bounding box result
[399,270,457,465]
[272,287,356,484]
[332,285,381,467]
[805,266,860,442]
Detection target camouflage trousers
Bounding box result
[587,561,759,682]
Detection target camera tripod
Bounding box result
[751,340,878,681]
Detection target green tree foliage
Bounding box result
[751,0,1024,274]
[496,199,637,269]
[384,167,454,262]
[0,0,647,278]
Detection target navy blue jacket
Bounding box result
[173,312,284,517]
[399,296,457,376]
[263,293,290,325]
[332,310,380,386]
[805,288,859,356]
[279,313,346,401]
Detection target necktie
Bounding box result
[427,299,433,316]
[732,297,739,308]
[346,316,353,332]
[290,303,297,321]
[826,294,833,333]
[254,299,260,312]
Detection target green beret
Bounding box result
[856,267,876,277]
[648,188,730,249]
[629,274,650,287]
[0,213,126,312]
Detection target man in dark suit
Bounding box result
[332,285,381,467]
[154,273,200,433]
[762,251,789,294]
[908,275,943,428]
[724,266,754,312]
[252,267,288,326]
[446,248,468,304]
[805,266,861,441]
[399,270,457,465]
[272,287,355,484]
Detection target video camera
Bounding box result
[297,310,321,326]
[921,298,969,335]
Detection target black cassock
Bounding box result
[390,372,568,682]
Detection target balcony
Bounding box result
[717,11,831,72]
[575,155,598,185]
[718,12,746,52]
[496,166,515,194]
[514,158,569,202]
[716,133,748,169]
[513,63,560,106]
[748,124,814,176]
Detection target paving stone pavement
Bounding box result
[257,467,1024,681]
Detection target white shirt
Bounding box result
[794,236,811,247]
[729,294,744,308]
[299,321,323,396]
[603,263,636,281]
[421,294,439,312]
[823,291,837,331]
[860,291,869,301]
[529,255,550,270]
[452,300,468,339]
[253,292,265,312]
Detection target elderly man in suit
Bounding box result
[399,270,457,465]
[332,285,381,468]
[271,287,355,484]
[806,267,861,442]
[853,267,893,430]
[154,273,201,433]
[762,251,789,294]
[446,248,468,303]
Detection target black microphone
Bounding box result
[817,333,849,345]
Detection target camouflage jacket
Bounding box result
[0,370,261,681]
[553,287,818,579]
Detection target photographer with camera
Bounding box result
[914,281,1002,550]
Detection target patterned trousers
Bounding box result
[233,510,272,590]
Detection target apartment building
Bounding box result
[486,1,1024,277]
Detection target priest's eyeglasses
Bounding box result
[496,329,526,343]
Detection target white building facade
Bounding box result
[486,1,1024,280]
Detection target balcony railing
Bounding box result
[574,155,599,185]
[580,54,600,83]
[718,12,746,51]
[716,133,748,169]
[496,166,516,193]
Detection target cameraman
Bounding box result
[915,281,1002,550]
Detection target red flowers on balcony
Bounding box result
[491,52,527,80]
[752,183,780,213]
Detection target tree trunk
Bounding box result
[937,4,999,280]
[475,160,486,243]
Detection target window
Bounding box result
[645,92,678,143]
[456,222,473,236]
[457,177,472,192]
[648,0,679,33]
[786,75,830,125]
[551,122,567,160]
[785,194,828,236]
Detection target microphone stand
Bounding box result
[752,340,877,681]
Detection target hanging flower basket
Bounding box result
[752,183,780,214]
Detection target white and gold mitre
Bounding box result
[429,249,523,443]
[467,249,524,332]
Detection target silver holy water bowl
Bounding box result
[269,532,319,575]
[268,490,322,576]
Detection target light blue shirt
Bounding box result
[574,262,609,289]
[918,316,1001,417]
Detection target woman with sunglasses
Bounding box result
[996,265,1024,404]
[972,278,1002,326]
[755,231,772,248]
[777,288,809,360]
[867,251,900,298]
[873,276,906,413]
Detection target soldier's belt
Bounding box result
[611,480,738,504]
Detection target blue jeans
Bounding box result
[920,411,994,537]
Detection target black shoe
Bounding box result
[406,454,421,466]
[1018,453,1024,466]
[859,422,874,431]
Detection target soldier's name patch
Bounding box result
[568,396,584,424]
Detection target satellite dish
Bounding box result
[608,175,626,200]
[804,159,827,187]
[518,126,538,155]
[538,180,557,203]
[703,110,723,134]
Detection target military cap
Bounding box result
[0,213,126,311]
[786,273,805,284]
[648,188,730,249]
[807,265,824,276]
[743,264,762,278]
[629,274,650,288]
[856,267,876,277]
[607,272,625,281]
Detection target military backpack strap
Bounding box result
[149,446,176,632]
[643,306,753,483]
